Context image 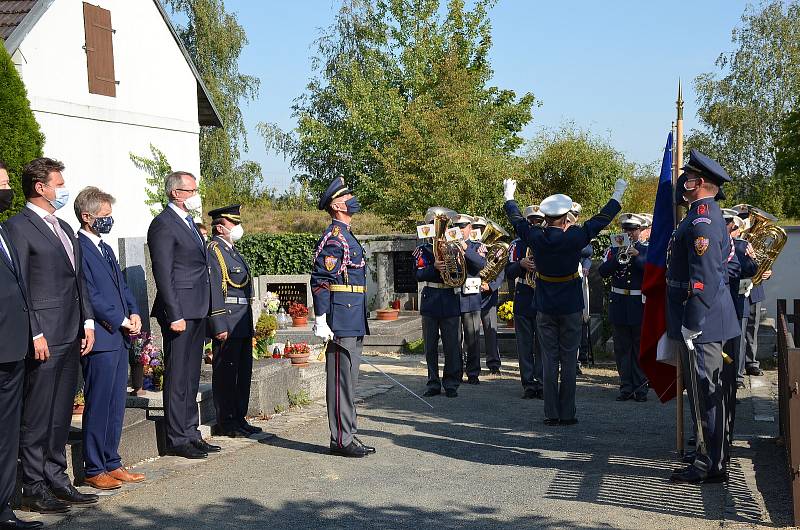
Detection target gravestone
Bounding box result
[257,274,312,311]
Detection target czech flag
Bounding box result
[639,132,677,403]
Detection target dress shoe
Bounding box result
[560,418,578,426]
[221,426,251,438]
[240,422,263,434]
[52,485,98,505]
[0,515,44,529]
[522,388,536,399]
[19,489,70,514]
[445,389,458,398]
[634,394,648,402]
[544,418,560,426]
[670,465,708,484]
[166,443,207,459]
[616,393,632,401]
[192,439,221,453]
[681,451,696,464]
[746,367,763,376]
[330,441,368,458]
[467,376,480,385]
[108,467,145,484]
[82,473,122,490]
[422,388,441,397]
[736,380,746,389]
[354,436,376,454]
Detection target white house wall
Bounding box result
[12,0,202,251]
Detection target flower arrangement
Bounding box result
[253,313,279,359]
[287,301,309,319]
[130,332,164,391]
[284,342,311,357]
[262,291,281,314]
[497,301,514,322]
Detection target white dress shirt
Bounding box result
[79,229,130,329]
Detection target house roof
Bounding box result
[0,0,223,128]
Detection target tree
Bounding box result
[130,145,173,216]
[0,42,45,221]
[688,0,800,215]
[162,0,262,205]
[261,0,536,211]
[775,108,800,217]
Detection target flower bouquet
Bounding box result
[262,291,281,314]
[130,332,164,391]
[497,301,514,327]
[287,301,309,327]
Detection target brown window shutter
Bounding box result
[83,2,117,97]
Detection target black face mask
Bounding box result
[0,189,14,213]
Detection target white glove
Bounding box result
[313,314,334,341]
[503,179,517,201]
[681,325,701,350]
[611,178,628,203]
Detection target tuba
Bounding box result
[524,247,536,285]
[741,206,787,285]
[427,207,467,288]
[478,220,510,282]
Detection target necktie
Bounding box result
[44,214,75,270]
[0,232,14,272]
[100,241,115,269]
[186,215,204,247]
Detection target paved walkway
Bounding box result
[34,354,791,529]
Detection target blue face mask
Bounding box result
[345,197,361,214]
[45,184,70,210]
[92,216,114,234]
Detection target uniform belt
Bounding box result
[666,279,689,289]
[535,271,581,283]
[611,287,641,296]
[224,296,252,305]
[329,284,366,293]
[421,282,454,290]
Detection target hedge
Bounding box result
[237,233,318,276]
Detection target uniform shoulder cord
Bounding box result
[208,241,250,297]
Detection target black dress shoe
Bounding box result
[0,516,44,529]
[240,422,263,434]
[681,451,696,464]
[616,393,632,401]
[52,485,98,505]
[223,426,251,438]
[166,443,208,459]
[192,439,221,453]
[522,388,536,399]
[445,389,458,398]
[544,418,560,426]
[634,394,648,402]
[559,418,578,425]
[354,436,376,454]
[467,376,480,385]
[19,488,70,514]
[422,388,441,397]
[746,367,763,376]
[670,465,707,483]
[736,380,746,389]
[330,441,368,458]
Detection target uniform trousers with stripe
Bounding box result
[326,337,363,448]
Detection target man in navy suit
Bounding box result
[73,187,146,490]
[147,171,223,459]
[0,161,43,529]
[4,158,97,513]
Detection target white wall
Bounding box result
[11,0,202,251]
[762,227,800,319]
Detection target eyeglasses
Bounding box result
[176,188,198,194]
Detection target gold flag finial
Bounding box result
[676,78,684,120]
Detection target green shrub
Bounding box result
[403,338,424,354]
[287,389,312,408]
[0,44,45,221]
[237,233,318,276]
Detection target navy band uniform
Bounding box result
[455,215,488,383]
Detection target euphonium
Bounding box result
[478,220,510,282]
[741,206,787,285]
[427,206,467,288]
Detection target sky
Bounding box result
[227,0,750,193]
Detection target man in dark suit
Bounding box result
[147,171,223,459]
[73,187,146,490]
[4,158,97,513]
[0,161,43,529]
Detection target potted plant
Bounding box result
[253,313,279,359]
[283,342,311,366]
[73,391,85,416]
[498,301,514,328]
[288,301,309,327]
[376,306,400,321]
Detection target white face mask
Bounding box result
[229,224,244,242]
[183,193,202,211]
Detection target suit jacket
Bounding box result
[147,206,211,324]
[207,236,254,338]
[78,233,139,352]
[0,224,31,362]
[4,207,93,347]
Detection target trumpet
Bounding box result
[617,244,634,265]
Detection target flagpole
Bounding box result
[675,80,685,456]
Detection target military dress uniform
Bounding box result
[459,226,488,384]
[471,218,503,375]
[310,178,370,457]
[206,205,260,437]
[667,150,741,483]
[598,215,648,401]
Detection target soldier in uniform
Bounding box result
[206,205,262,438]
[568,203,593,373]
[502,178,627,425]
[506,205,545,399]
[667,150,740,483]
[455,215,488,385]
[310,178,373,458]
[598,213,648,402]
[639,214,653,243]
[415,209,463,398]
[470,216,503,377]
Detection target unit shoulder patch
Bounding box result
[324,255,338,271]
[694,237,709,256]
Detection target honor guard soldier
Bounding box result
[455,215,488,384]
[598,213,649,402]
[415,209,463,398]
[470,216,504,376]
[667,150,740,484]
[311,178,374,458]
[503,178,627,425]
[506,205,545,399]
[206,205,262,438]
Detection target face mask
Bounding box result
[92,216,114,234]
[229,224,244,242]
[183,193,202,211]
[45,184,70,210]
[683,177,699,192]
[345,196,361,214]
[0,189,13,212]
